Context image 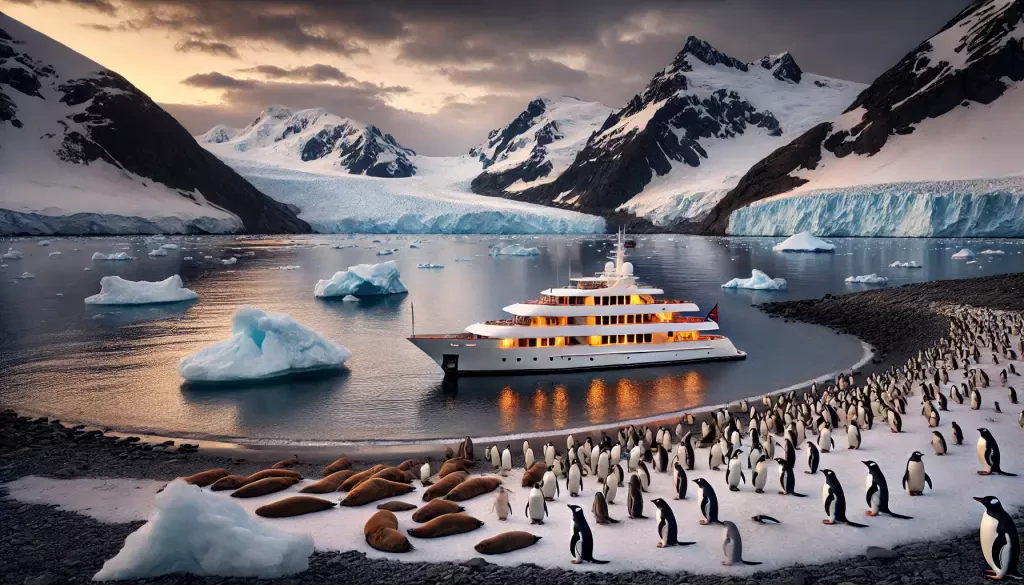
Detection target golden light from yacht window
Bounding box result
[496,386,520,434]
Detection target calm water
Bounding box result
[1,235,1022,443]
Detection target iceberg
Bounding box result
[314,261,408,298]
[93,479,313,580]
[489,244,541,257]
[177,306,351,383]
[952,248,975,259]
[980,249,1005,255]
[92,252,133,261]
[38,240,50,246]
[409,239,423,248]
[159,243,180,250]
[376,249,395,256]
[342,295,359,302]
[17,272,35,279]
[2,248,24,259]
[889,260,923,268]
[148,248,168,257]
[845,274,889,285]
[417,263,444,269]
[48,251,62,257]
[772,231,835,253]
[722,269,788,290]
[221,257,238,265]
[85,275,199,305]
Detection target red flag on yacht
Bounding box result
[705,303,719,323]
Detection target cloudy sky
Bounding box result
[3,0,969,155]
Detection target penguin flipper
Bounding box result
[588,558,611,565]
[508,503,513,517]
[791,491,806,498]
[885,510,913,520]
[925,474,933,490]
[543,501,549,517]
[901,470,909,490]
[844,519,869,528]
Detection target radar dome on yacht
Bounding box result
[622,262,633,275]
[604,261,615,273]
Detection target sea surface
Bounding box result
[1,235,1022,443]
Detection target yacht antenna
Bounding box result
[411,302,415,337]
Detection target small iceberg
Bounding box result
[772,231,835,253]
[417,263,444,269]
[221,257,237,265]
[160,243,180,250]
[980,249,1005,255]
[148,248,168,257]
[93,479,313,580]
[314,261,408,298]
[409,240,423,249]
[38,240,50,246]
[342,295,359,302]
[722,269,787,291]
[376,249,395,256]
[889,260,923,268]
[333,244,357,249]
[177,306,351,383]
[48,251,62,257]
[269,265,300,271]
[455,258,473,262]
[92,252,133,261]
[490,244,541,257]
[952,248,975,259]
[2,248,24,260]
[17,272,35,279]
[845,274,889,285]
[85,275,199,305]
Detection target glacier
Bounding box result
[721,269,787,290]
[314,261,408,298]
[85,275,199,305]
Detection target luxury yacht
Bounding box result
[408,233,745,375]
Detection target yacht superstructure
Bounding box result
[408,233,745,375]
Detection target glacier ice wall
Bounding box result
[727,177,1024,237]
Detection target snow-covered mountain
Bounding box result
[199,106,417,178]
[469,96,612,195]
[704,0,1024,237]
[487,37,863,228]
[0,13,309,235]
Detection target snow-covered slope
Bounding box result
[199,106,416,178]
[705,0,1024,237]
[0,13,309,235]
[487,37,862,227]
[469,96,612,195]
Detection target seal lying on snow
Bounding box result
[183,468,228,487]
[412,499,464,523]
[521,463,547,487]
[341,478,416,506]
[474,531,542,555]
[255,496,336,518]
[338,464,388,491]
[423,471,468,501]
[209,475,248,491]
[321,457,351,476]
[231,477,300,498]
[439,458,473,478]
[445,477,501,501]
[271,455,299,469]
[300,470,356,493]
[365,510,413,553]
[397,459,426,472]
[378,501,418,512]
[407,513,484,538]
[372,466,416,484]
[245,469,302,483]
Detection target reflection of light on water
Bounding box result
[615,378,641,419]
[497,386,520,433]
[679,371,707,408]
[531,386,548,428]
[552,385,569,429]
[585,378,608,424]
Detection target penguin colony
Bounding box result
[170,306,1022,573]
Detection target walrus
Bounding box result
[338,464,388,492]
[412,498,465,523]
[397,459,426,472]
[521,463,547,487]
[474,531,542,555]
[231,476,300,498]
[255,496,336,518]
[245,469,302,483]
[299,470,357,493]
[209,475,248,491]
[445,476,502,502]
[321,457,351,476]
[591,491,619,524]
[457,436,474,461]
[407,513,484,538]
[271,455,299,469]
[372,466,415,484]
[341,478,416,506]
[438,458,472,478]
[365,510,413,553]
[422,471,468,501]
[183,468,228,487]
[377,501,418,512]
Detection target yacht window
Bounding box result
[618,335,625,344]
[627,334,634,343]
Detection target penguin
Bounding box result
[493,486,513,520]
[726,449,746,492]
[973,496,1023,580]
[637,460,651,492]
[1010,387,1019,405]
[419,462,431,486]
[500,445,512,476]
[526,483,548,525]
[818,422,835,453]
[610,442,622,467]
[602,473,618,505]
[553,454,565,478]
[847,423,861,450]
[567,460,583,496]
[971,387,983,410]
[888,408,903,433]
[628,444,642,471]
[568,504,609,564]
[680,432,695,470]
[862,461,912,519]
[952,421,964,445]
[752,454,769,494]
[523,440,531,463]
[597,449,610,484]
[693,478,722,524]
[541,466,560,500]
[902,451,933,496]
[591,491,618,524]
[614,463,625,487]
[544,442,556,467]
[746,440,763,471]
[627,474,646,519]
[525,447,535,470]
[977,428,1018,476]
[775,458,806,497]
[709,440,726,471]
[805,441,820,475]
[656,445,669,473]
[722,521,762,566]
[821,469,867,527]
[590,443,601,475]
[652,498,695,547]
[672,461,687,499]
[995,401,1003,414]
[490,445,501,470]
[932,431,948,456]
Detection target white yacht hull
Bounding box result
[408,336,745,375]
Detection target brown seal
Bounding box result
[183,468,228,487]
[521,463,547,487]
[372,467,415,484]
[377,501,418,512]
[271,455,299,469]
[591,491,619,524]
[397,459,426,472]
[364,510,413,553]
[422,471,468,501]
[457,437,474,461]
[445,476,502,502]
[439,458,473,478]
[474,531,542,555]
[209,475,248,491]
[300,470,356,493]
[321,457,351,476]
[411,499,464,522]
[231,477,300,498]
[341,478,416,506]
[245,469,302,483]
[255,496,336,518]
[407,513,484,538]
[338,464,388,492]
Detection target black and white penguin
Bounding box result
[526,483,548,525]
[602,472,618,504]
[752,454,769,494]
[597,449,610,484]
[888,408,903,433]
[656,445,669,473]
[977,428,1018,476]
[821,469,867,527]
[805,441,820,475]
[775,458,806,497]
[902,451,933,496]
[541,466,560,500]
[971,387,983,410]
[693,477,722,524]
[952,421,965,445]
[1010,387,1019,405]
[568,504,609,564]
[722,521,762,566]
[680,431,695,470]
[652,498,695,548]
[862,461,912,519]
[779,438,797,469]
[638,460,652,492]
[847,423,861,450]
[973,496,1023,580]
[627,474,646,519]
[501,445,512,476]
[672,461,687,500]
[932,431,948,456]
[567,459,583,496]
[726,449,746,492]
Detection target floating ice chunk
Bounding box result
[2,248,24,260]
[966,260,978,264]
[84,267,91,271]
[93,479,313,580]
[92,252,133,261]
[204,255,213,259]
[489,244,541,257]
[183,256,193,260]
[889,260,923,268]
[269,265,300,270]
[85,275,199,305]
[48,251,62,257]
[159,243,180,250]
[342,295,359,302]
[417,263,444,269]
[722,269,788,290]
[221,257,237,265]
[979,249,1005,255]
[376,249,395,256]
[38,240,50,246]
[17,272,35,279]
[772,231,835,253]
[333,244,357,249]
[148,248,168,257]
[845,274,889,284]
[314,261,408,298]
[455,258,473,262]
[952,248,975,259]
[177,306,351,383]
[409,240,423,248]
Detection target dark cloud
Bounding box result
[182,71,255,89]
[7,0,117,16]
[443,57,591,93]
[175,37,240,59]
[237,64,355,83]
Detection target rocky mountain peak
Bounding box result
[671,36,749,72]
[756,52,803,83]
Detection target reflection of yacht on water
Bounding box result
[408,231,745,375]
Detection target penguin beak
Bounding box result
[972,496,985,503]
